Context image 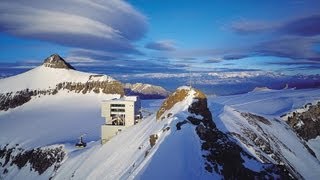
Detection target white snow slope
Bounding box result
[1,67,320,180]
[0,63,121,179]
[210,88,320,179]
[0,85,215,179]
[0,65,115,93]
[54,86,215,179]
[0,64,120,148]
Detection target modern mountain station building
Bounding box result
[101,96,142,144]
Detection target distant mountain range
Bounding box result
[2,59,319,96]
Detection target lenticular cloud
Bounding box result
[0,0,147,54]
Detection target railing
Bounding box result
[104,123,125,126]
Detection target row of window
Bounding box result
[111,109,125,112]
[111,104,125,107]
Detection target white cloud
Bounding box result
[145,40,177,51]
[0,0,147,54]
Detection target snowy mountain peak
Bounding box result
[124,82,170,99]
[43,54,75,70]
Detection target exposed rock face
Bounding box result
[55,80,124,95]
[241,112,271,125]
[0,80,124,111]
[158,87,291,178]
[0,54,125,111]
[43,54,75,70]
[156,88,189,120]
[124,83,170,99]
[235,112,316,178]
[285,102,320,141]
[0,90,34,111]
[0,144,65,178]
[185,91,291,179]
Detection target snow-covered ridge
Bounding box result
[156,86,194,120]
[0,54,124,111]
[0,66,116,93]
[0,54,118,94]
[211,88,320,179]
[53,87,198,179]
[0,68,123,111]
[124,83,170,99]
[144,87,291,179]
[251,86,273,92]
[54,87,288,179]
[216,106,320,179]
[2,85,319,179]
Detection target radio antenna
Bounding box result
[189,65,192,89]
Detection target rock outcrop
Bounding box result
[156,87,190,120]
[0,80,124,111]
[237,112,316,177]
[156,87,291,178]
[188,90,290,178]
[43,54,75,70]
[285,102,320,141]
[0,144,65,179]
[0,54,124,111]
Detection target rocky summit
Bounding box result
[43,54,75,70]
[0,54,171,111]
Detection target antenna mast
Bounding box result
[189,65,192,88]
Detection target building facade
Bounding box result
[101,96,141,144]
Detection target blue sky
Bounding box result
[0,0,320,74]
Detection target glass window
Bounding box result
[111,109,125,112]
[111,104,125,107]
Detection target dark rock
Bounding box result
[241,112,271,125]
[285,102,320,141]
[149,134,158,148]
[0,90,33,111]
[185,89,292,179]
[0,81,124,111]
[43,54,75,70]
[176,120,188,130]
[0,145,66,176]
[187,116,201,125]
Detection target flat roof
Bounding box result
[102,96,139,102]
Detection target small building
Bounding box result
[101,96,141,144]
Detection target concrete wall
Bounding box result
[124,101,134,126]
[101,102,110,120]
[101,125,126,144]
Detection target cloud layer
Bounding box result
[145,40,176,51]
[225,14,320,62]
[0,0,147,54]
[231,14,320,37]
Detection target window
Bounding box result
[111,104,125,107]
[111,109,125,112]
[111,114,125,126]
